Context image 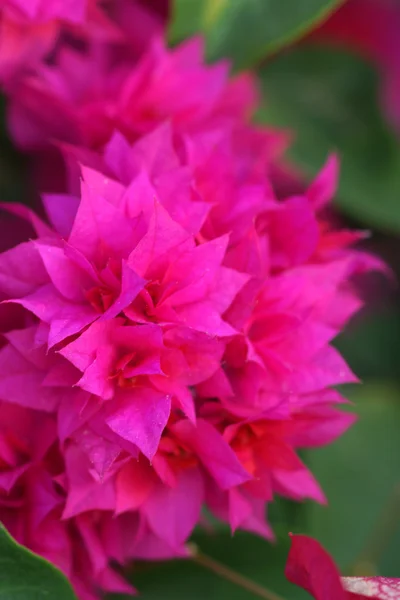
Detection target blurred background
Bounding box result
[1,0,399,598]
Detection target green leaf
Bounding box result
[257,47,400,232]
[0,525,77,600]
[307,383,400,572]
[335,310,400,383]
[112,531,308,599]
[0,94,28,204]
[168,0,345,69]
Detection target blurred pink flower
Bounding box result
[0,0,168,86]
[6,37,258,154]
[286,534,400,599]
[0,0,90,82]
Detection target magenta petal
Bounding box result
[116,460,156,515]
[104,131,137,183]
[4,326,49,369]
[208,266,250,314]
[30,471,63,527]
[106,388,171,460]
[285,534,347,600]
[176,301,238,336]
[128,202,192,278]
[162,327,224,386]
[124,122,180,178]
[268,196,320,268]
[62,445,116,519]
[228,488,252,533]
[0,464,29,493]
[18,284,97,348]
[151,375,196,423]
[0,241,47,297]
[68,181,136,261]
[287,406,357,448]
[73,428,121,479]
[113,322,163,353]
[144,468,204,548]
[42,193,80,237]
[307,154,339,210]
[279,347,359,395]
[163,235,230,306]
[57,390,97,443]
[80,166,126,206]
[59,320,116,373]
[273,467,326,504]
[101,261,145,320]
[173,419,251,489]
[0,343,59,412]
[34,241,91,301]
[76,354,115,400]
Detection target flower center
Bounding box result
[85,286,115,313]
[109,352,139,388]
[158,436,198,471]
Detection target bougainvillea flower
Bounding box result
[0,22,386,600]
[0,0,88,23]
[285,534,400,599]
[0,0,168,86]
[0,0,89,82]
[0,140,380,597]
[5,37,262,154]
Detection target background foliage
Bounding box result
[1,0,399,598]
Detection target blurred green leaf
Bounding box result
[0,525,77,600]
[111,531,308,599]
[257,47,400,232]
[307,383,400,572]
[168,0,345,69]
[0,94,27,204]
[335,310,400,383]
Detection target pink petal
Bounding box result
[106,388,171,460]
[100,261,145,320]
[68,181,136,262]
[128,202,192,278]
[0,241,47,297]
[273,468,326,504]
[228,487,252,533]
[18,284,96,348]
[34,241,92,302]
[285,534,347,600]
[173,419,251,489]
[116,459,157,514]
[0,343,59,412]
[143,468,204,548]
[175,301,238,337]
[42,194,80,238]
[163,235,230,306]
[307,154,340,210]
[62,445,116,519]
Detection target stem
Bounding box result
[351,482,400,575]
[188,543,286,600]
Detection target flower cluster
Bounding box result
[0,3,383,599]
[0,0,168,88]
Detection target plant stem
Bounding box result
[188,543,286,600]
